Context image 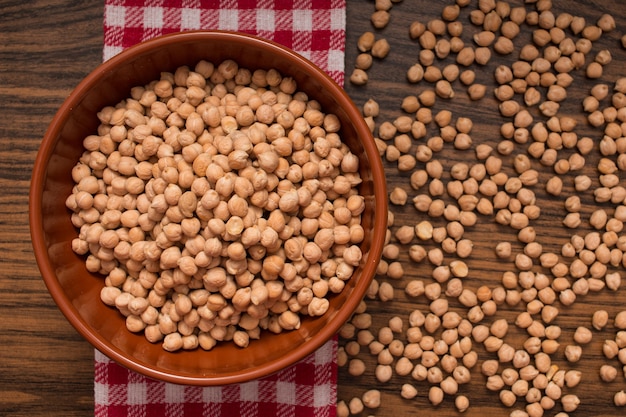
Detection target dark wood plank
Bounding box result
[0,1,103,416]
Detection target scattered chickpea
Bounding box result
[371,10,390,29]
[455,394,470,412]
[428,386,444,406]
[348,397,364,415]
[592,310,609,330]
[361,389,381,409]
[561,394,580,412]
[616,311,626,329]
[389,187,408,205]
[371,38,391,59]
[355,53,373,71]
[336,401,349,417]
[600,364,618,382]
[358,32,376,52]
[587,61,604,79]
[350,69,369,85]
[401,383,418,399]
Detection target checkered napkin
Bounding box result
[103,0,346,85]
[95,1,346,416]
[94,341,337,417]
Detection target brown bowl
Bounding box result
[29,31,387,385]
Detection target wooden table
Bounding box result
[2,1,625,416]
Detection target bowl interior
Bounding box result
[30,31,387,385]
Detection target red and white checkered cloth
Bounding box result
[103,0,346,85]
[96,1,346,416]
[95,341,337,417]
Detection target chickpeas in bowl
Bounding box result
[30,31,387,385]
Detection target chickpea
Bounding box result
[401,383,418,400]
[561,394,580,412]
[428,386,444,405]
[361,389,381,409]
[615,390,626,406]
[592,310,609,330]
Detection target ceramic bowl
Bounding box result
[30,31,387,385]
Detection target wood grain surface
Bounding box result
[1,0,625,416]
[1,1,104,416]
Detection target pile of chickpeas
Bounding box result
[65,59,367,352]
[338,0,626,416]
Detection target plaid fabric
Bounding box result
[103,0,346,85]
[96,1,345,416]
[94,340,337,417]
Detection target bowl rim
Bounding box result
[29,30,388,385]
